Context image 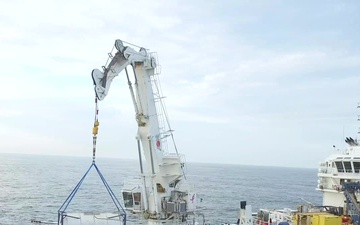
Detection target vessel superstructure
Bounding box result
[252,107,360,225]
[317,138,360,207]
[316,105,360,209]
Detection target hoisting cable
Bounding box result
[92,97,100,163]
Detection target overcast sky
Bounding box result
[0,0,359,168]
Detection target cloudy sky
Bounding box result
[0,0,359,168]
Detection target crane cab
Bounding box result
[122,187,143,213]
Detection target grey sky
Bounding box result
[0,0,359,168]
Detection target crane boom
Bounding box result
[91,39,200,224]
[92,39,162,171]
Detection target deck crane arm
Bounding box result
[91,40,195,221]
[91,39,163,177]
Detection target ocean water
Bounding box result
[0,154,322,225]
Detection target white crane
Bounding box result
[92,39,202,225]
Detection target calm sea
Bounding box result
[0,153,322,225]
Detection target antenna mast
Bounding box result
[358,103,360,134]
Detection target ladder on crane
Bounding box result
[343,182,360,225]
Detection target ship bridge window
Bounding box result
[353,162,360,173]
[343,161,352,173]
[335,161,344,173]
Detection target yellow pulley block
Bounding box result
[92,121,99,135]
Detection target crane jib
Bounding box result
[89,39,196,223]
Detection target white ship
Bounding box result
[253,110,360,225]
[317,135,360,207]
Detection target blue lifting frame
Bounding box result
[57,162,126,225]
